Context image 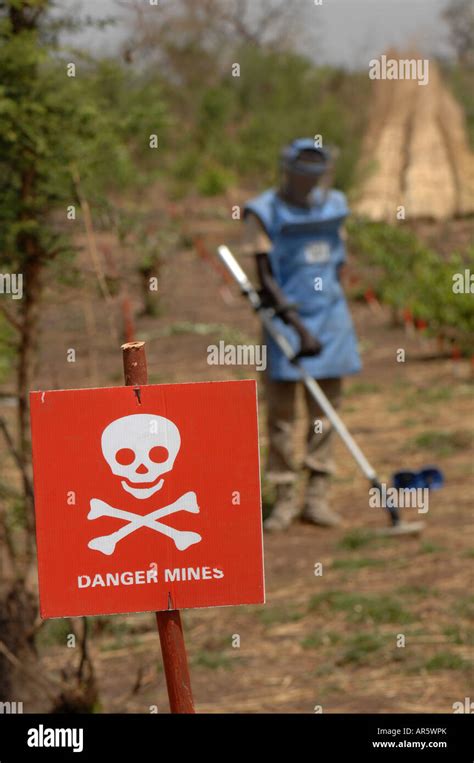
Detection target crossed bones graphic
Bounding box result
[87,490,201,556]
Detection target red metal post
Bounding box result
[121,341,195,713]
[155,610,195,713]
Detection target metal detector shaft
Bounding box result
[217,245,399,525]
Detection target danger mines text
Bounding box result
[77,566,225,588]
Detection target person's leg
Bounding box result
[263,376,299,531]
[302,377,343,527]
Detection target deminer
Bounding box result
[241,138,361,531]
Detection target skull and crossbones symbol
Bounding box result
[88,414,201,556]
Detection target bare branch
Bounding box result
[0,497,18,575]
[0,640,59,700]
[0,417,34,500]
[0,304,21,333]
[77,617,89,683]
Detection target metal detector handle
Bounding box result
[217,245,260,310]
[216,244,382,488]
[301,375,378,482]
[217,245,250,288]
[260,313,378,483]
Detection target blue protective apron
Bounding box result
[244,188,361,381]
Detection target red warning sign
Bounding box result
[30,380,264,618]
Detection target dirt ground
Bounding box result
[2,193,473,714]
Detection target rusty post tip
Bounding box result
[121,341,145,351]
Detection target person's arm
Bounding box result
[255,252,321,357]
[242,212,321,356]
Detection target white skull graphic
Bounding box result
[101,414,181,499]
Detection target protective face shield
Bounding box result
[279,138,334,206]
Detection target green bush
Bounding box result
[167,47,371,194]
[347,219,474,354]
[197,164,235,196]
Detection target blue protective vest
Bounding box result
[244,188,361,381]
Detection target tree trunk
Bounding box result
[0,579,37,703]
[16,246,42,563]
